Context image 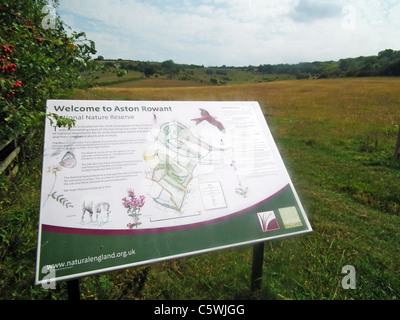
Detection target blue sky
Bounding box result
[57,0,400,66]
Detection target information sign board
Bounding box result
[36,100,312,285]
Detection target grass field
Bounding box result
[1,77,400,300]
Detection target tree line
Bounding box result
[100,49,400,81]
[257,49,400,79]
[97,58,181,78]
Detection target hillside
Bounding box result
[83,59,295,87]
[85,49,400,88]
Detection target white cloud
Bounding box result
[57,0,400,66]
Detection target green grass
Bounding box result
[179,68,295,85]
[1,77,400,300]
[85,69,144,86]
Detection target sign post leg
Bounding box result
[251,242,265,292]
[67,279,80,300]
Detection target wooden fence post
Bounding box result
[0,138,20,175]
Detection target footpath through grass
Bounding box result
[1,78,400,299]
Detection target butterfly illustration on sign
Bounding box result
[59,151,77,168]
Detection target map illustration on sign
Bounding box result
[36,100,312,285]
[144,120,227,213]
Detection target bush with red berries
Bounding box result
[0,0,96,140]
[1,44,20,102]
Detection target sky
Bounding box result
[57,0,400,67]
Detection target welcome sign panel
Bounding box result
[36,100,312,284]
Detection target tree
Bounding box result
[378,49,395,60]
[161,59,178,75]
[143,63,156,77]
[0,0,96,141]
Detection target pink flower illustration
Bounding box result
[122,189,145,228]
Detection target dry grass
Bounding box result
[77,77,400,132]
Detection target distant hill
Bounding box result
[88,49,400,86]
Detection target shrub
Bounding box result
[0,0,96,141]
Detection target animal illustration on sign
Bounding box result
[191,108,225,132]
[81,196,111,222]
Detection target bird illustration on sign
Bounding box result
[191,108,225,132]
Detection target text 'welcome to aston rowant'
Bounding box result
[53,105,173,112]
